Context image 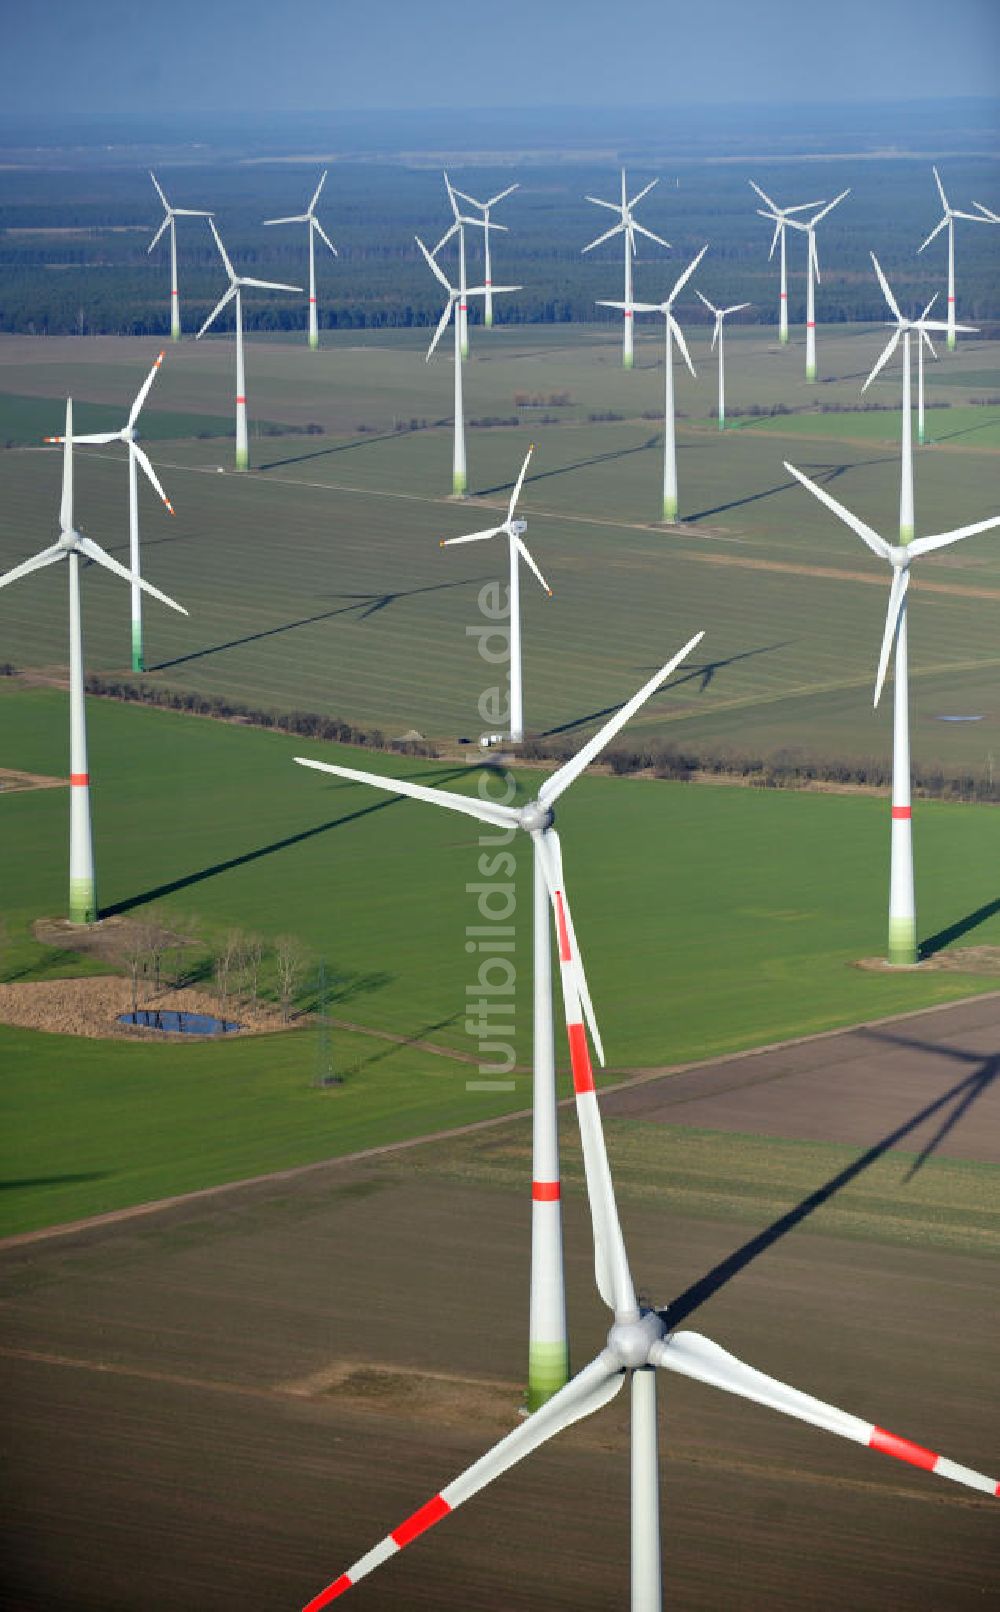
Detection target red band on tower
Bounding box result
[891,806,912,821]
[236,396,246,405]
[532,1181,561,1201]
[70,773,89,787]
[392,1494,451,1548]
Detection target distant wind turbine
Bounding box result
[0,403,187,923]
[918,167,985,351]
[196,219,301,471]
[263,172,338,350]
[49,352,176,671]
[695,292,750,429]
[786,190,850,381]
[601,245,708,521]
[434,173,494,360]
[147,172,211,342]
[748,180,824,345]
[583,171,670,370]
[449,181,519,328]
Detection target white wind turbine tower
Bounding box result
[147,173,211,341]
[440,444,550,745]
[196,219,301,470]
[49,352,177,672]
[748,180,824,345]
[449,180,519,328]
[262,172,338,350]
[583,170,670,370]
[417,234,519,497]
[695,291,750,429]
[601,244,708,522]
[862,254,973,535]
[785,462,1000,967]
[299,700,999,1609]
[786,189,850,381]
[0,403,187,924]
[918,167,985,351]
[294,637,704,1414]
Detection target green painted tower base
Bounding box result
[235,446,249,472]
[452,469,467,496]
[69,879,97,926]
[887,916,918,967]
[718,417,725,431]
[623,351,634,371]
[526,1341,570,1412]
[779,330,789,345]
[806,365,817,382]
[131,624,144,674]
[662,497,678,523]
[947,334,956,352]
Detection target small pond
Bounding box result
[118,1009,243,1036]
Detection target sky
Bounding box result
[1,0,998,117]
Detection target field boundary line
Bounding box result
[2,989,998,1254]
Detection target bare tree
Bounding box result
[244,933,264,1019]
[214,929,245,1024]
[116,921,154,1019]
[274,934,309,1023]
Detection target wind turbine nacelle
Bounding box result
[510,519,527,537]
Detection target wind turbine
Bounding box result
[262,171,338,350]
[785,461,1000,966]
[601,244,708,522]
[48,352,176,671]
[918,167,985,351]
[433,173,495,359]
[449,180,519,328]
[299,750,998,1610]
[417,235,519,497]
[147,172,211,342]
[786,189,850,381]
[862,255,973,532]
[748,180,824,345]
[196,219,301,470]
[695,291,751,429]
[0,403,187,924]
[440,444,549,745]
[583,170,670,370]
[294,636,704,1413]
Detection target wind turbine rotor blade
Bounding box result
[651,1331,998,1498]
[539,632,705,808]
[132,443,175,515]
[416,234,453,293]
[584,195,621,213]
[238,277,303,292]
[869,252,902,322]
[918,215,948,252]
[951,209,987,223]
[149,171,170,210]
[0,544,66,591]
[696,290,719,317]
[513,533,552,598]
[60,400,73,531]
[542,828,602,1063]
[582,222,623,254]
[75,536,188,615]
[811,188,850,224]
[70,431,121,446]
[208,217,236,281]
[919,291,939,320]
[196,284,238,339]
[748,179,778,211]
[426,296,455,361]
[873,568,909,708]
[442,169,461,220]
[767,218,781,260]
[932,165,949,213]
[432,221,460,257]
[631,222,671,250]
[783,461,893,560]
[301,1351,624,1610]
[907,514,1000,559]
[147,216,170,254]
[974,201,1000,222]
[861,328,901,393]
[810,232,820,284]
[629,178,658,208]
[128,349,166,429]
[723,302,751,317]
[261,214,307,226]
[668,243,709,304]
[669,315,697,377]
[293,756,520,833]
[449,185,480,207]
[465,283,520,297]
[486,183,519,206]
[308,170,328,213]
[782,200,826,215]
[506,443,534,524]
[170,208,212,218]
[313,219,339,256]
[440,526,505,547]
[919,328,937,360]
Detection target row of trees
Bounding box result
[111,910,312,1026]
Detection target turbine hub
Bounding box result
[509,518,527,537]
[889,548,910,569]
[607,1307,667,1369]
[518,800,554,835]
[58,528,79,550]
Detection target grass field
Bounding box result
[4,683,1000,1233]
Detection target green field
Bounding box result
[4,683,1000,1233]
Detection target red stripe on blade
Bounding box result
[392,1494,450,1549]
[567,1022,595,1094]
[870,1427,937,1471]
[70,773,89,787]
[533,1181,561,1201]
[303,1574,353,1609]
[891,806,912,820]
[554,892,572,962]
